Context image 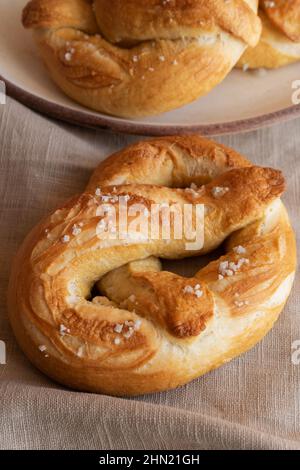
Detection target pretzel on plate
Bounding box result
[238,0,300,69]
[22,0,261,117]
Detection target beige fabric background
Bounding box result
[0,97,299,450]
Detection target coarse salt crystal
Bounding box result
[233,245,246,254]
[59,324,70,336]
[134,319,142,330]
[65,52,72,61]
[183,285,194,294]
[212,187,229,198]
[72,224,81,236]
[114,324,123,334]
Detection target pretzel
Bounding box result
[238,0,300,69]
[8,136,296,396]
[22,0,261,117]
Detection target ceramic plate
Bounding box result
[1,0,300,136]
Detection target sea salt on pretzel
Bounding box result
[8,136,296,396]
[22,0,261,116]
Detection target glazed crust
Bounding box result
[8,136,297,396]
[262,0,300,42]
[22,0,261,117]
[238,0,300,69]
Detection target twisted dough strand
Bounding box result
[238,0,300,68]
[22,0,261,116]
[262,0,300,42]
[8,136,296,395]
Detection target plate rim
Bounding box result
[2,74,300,136]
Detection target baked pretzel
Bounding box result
[8,136,296,396]
[22,0,261,117]
[239,0,300,69]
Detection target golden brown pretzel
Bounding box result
[8,136,296,396]
[239,0,300,69]
[22,0,261,117]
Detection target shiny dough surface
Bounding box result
[22,0,261,117]
[8,136,296,396]
[239,0,300,69]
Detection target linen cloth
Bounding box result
[0,97,299,450]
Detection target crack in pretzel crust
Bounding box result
[8,136,296,396]
[22,0,261,117]
[238,0,300,69]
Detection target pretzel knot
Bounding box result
[22,0,261,117]
[8,136,296,396]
